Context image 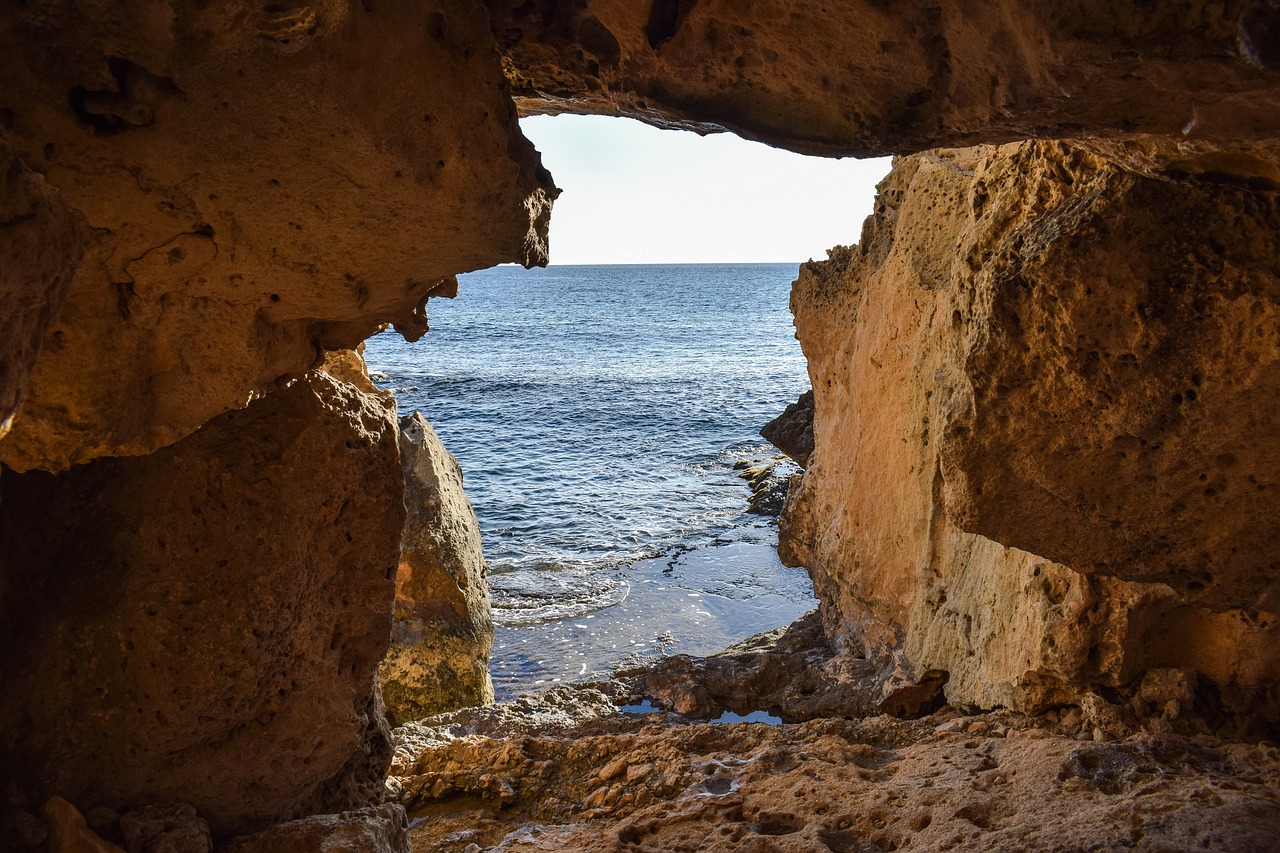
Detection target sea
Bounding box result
[363,263,818,698]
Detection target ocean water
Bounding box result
[363,263,817,697]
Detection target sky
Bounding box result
[520,114,891,265]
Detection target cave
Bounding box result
[3,1,1280,851]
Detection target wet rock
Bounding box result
[0,373,403,835]
[378,412,494,725]
[220,805,409,853]
[760,390,814,467]
[388,664,1280,852]
[734,455,797,516]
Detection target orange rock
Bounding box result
[784,141,1280,719]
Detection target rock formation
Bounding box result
[379,413,495,725]
[387,648,1280,852]
[781,140,1280,721]
[0,372,403,836]
[0,0,556,473]
[488,0,1280,155]
[760,389,813,467]
[4,0,1280,847]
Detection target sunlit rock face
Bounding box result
[0,0,556,473]
[782,141,1280,719]
[487,0,1280,156]
[380,412,495,724]
[0,372,403,836]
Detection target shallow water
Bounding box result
[364,263,817,696]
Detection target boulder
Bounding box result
[0,373,404,835]
[760,391,814,467]
[379,413,495,724]
[782,141,1280,719]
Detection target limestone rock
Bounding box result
[490,0,1280,156]
[760,390,814,467]
[0,372,404,835]
[220,805,409,853]
[379,413,494,725]
[0,0,556,472]
[0,132,81,443]
[782,141,1280,718]
[388,673,1280,853]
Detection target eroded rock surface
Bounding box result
[0,0,556,472]
[0,372,403,836]
[389,638,1280,853]
[490,0,1280,156]
[380,412,495,725]
[0,133,81,443]
[760,389,813,468]
[782,141,1280,719]
[221,805,409,853]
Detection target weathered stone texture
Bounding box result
[760,390,814,468]
[379,413,495,725]
[782,142,1280,716]
[0,133,80,442]
[221,805,409,853]
[0,372,404,836]
[0,0,556,472]
[489,0,1280,156]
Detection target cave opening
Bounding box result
[364,113,890,700]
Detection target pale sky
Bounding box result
[521,114,891,265]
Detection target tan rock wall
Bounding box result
[489,0,1280,156]
[0,372,404,836]
[379,413,495,724]
[783,142,1280,716]
[0,0,556,472]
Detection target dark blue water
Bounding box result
[364,264,816,696]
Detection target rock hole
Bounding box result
[752,813,801,836]
[645,0,697,50]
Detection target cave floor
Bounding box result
[390,661,1280,852]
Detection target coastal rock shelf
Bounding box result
[3,0,1280,849]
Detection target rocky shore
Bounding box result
[392,616,1280,852]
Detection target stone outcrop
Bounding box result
[489,0,1280,156]
[0,0,556,473]
[760,390,814,467]
[379,413,495,725]
[0,372,403,836]
[781,141,1280,721]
